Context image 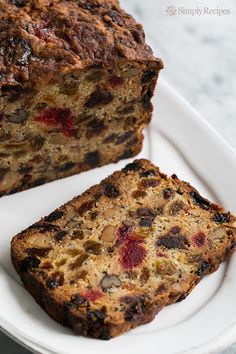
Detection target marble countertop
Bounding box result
[1,0,235,353]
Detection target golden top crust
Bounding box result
[0,0,161,90]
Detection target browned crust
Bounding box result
[0,0,163,90]
[11,159,236,339]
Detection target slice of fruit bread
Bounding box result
[11,159,236,339]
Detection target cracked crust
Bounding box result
[11,159,236,339]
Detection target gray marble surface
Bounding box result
[1,0,235,353]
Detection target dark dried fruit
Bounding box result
[20,256,40,272]
[170,201,185,215]
[57,162,76,172]
[196,261,211,276]
[109,76,125,88]
[190,191,210,210]
[85,88,114,108]
[131,29,143,44]
[100,274,122,290]
[66,294,86,308]
[103,133,118,144]
[142,88,152,109]
[77,201,94,216]
[140,267,150,283]
[86,118,106,138]
[123,296,146,322]
[18,166,33,175]
[55,231,67,242]
[86,70,105,83]
[83,241,102,255]
[213,213,230,224]
[10,0,25,7]
[0,167,9,181]
[141,179,159,188]
[102,183,120,198]
[8,109,28,123]
[31,177,47,188]
[72,230,84,240]
[115,131,134,145]
[123,162,141,173]
[137,207,155,218]
[192,232,206,248]
[29,223,60,233]
[45,210,64,222]
[157,233,189,250]
[142,70,156,84]
[140,169,156,178]
[117,104,135,115]
[26,247,51,257]
[1,85,25,103]
[30,136,45,151]
[163,188,173,199]
[84,151,100,167]
[119,149,134,160]
[132,190,147,199]
[46,272,64,290]
[139,218,153,227]
[69,254,89,270]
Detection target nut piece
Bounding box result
[100,274,122,290]
[209,226,229,240]
[101,225,117,242]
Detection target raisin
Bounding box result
[123,162,141,173]
[142,88,152,109]
[190,191,210,210]
[117,104,135,115]
[141,179,159,188]
[1,85,25,103]
[102,183,120,198]
[192,232,206,248]
[20,256,40,272]
[72,230,84,239]
[10,0,25,7]
[85,88,114,108]
[55,231,67,242]
[139,218,153,227]
[26,248,51,257]
[0,167,9,181]
[132,190,147,199]
[119,149,133,160]
[115,131,134,145]
[103,133,118,144]
[109,76,125,88]
[66,294,86,308]
[45,210,64,222]
[117,223,132,245]
[196,261,211,276]
[29,223,60,233]
[123,297,146,322]
[157,234,189,250]
[31,177,47,188]
[8,109,28,123]
[140,267,150,283]
[18,166,33,175]
[170,201,185,215]
[137,207,155,218]
[46,272,64,290]
[86,118,106,138]
[163,188,173,199]
[142,70,156,84]
[84,151,100,167]
[213,213,230,224]
[78,0,101,11]
[83,241,102,255]
[30,136,45,151]
[140,170,156,178]
[57,162,76,172]
[77,201,94,216]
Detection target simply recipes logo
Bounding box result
[166,5,231,17]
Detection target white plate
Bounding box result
[0,79,236,354]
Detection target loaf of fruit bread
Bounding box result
[11,159,236,339]
[0,0,163,196]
